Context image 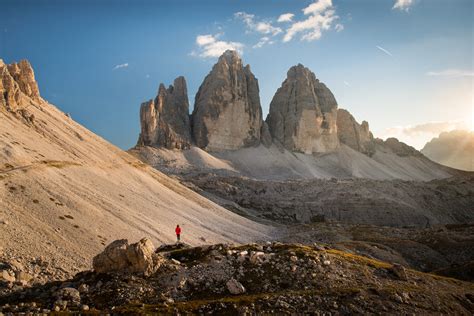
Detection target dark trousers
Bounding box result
[176,234,180,241]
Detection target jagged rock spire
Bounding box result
[137,76,192,149]
[191,50,263,151]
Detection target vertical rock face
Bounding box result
[337,109,375,156]
[137,76,192,149]
[266,64,339,154]
[192,50,263,151]
[0,59,41,111]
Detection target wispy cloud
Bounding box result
[392,0,414,12]
[235,12,282,36]
[253,37,274,49]
[343,81,351,87]
[381,119,471,149]
[113,63,129,70]
[376,45,393,57]
[335,23,344,32]
[192,34,244,58]
[283,0,341,43]
[426,69,474,78]
[277,13,294,23]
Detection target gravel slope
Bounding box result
[0,100,274,275]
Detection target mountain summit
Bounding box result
[192,50,263,151]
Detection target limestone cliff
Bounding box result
[192,50,263,151]
[0,59,41,112]
[266,64,339,154]
[137,76,192,149]
[337,109,375,156]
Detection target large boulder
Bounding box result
[92,238,162,276]
[137,76,192,149]
[266,64,339,154]
[192,50,263,151]
[337,109,375,156]
[0,59,41,111]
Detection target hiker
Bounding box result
[175,224,181,242]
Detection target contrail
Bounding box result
[376,45,393,57]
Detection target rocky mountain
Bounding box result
[192,50,263,151]
[266,64,339,154]
[137,76,192,149]
[337,109,375,156]
[422,130,474,171]
[0,59,272,278]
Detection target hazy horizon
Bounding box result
[1,0,472,150]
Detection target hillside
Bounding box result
[0,59,273,276]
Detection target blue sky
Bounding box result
[1,0,472,149]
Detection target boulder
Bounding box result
[192,50,263,151]
[137,76,192,149]
[226,278,246,295]
[266,64,339,154]
[337,109,375,156]
[92,238,162,276]
[55,287,81,304]
[0,270,16,283]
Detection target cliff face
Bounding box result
[0,59,41,112]
[337,109,375,156]
[192,50,263,151]
[138,76,192,149]
[266,64,339,154]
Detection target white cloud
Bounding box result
[277,13,294,23]
[283,0,340,43]
[303,0,333,15]
[426,69,474,78]
[253,37,274,49]
[193,34,244,58]
[113,63,129,70]
[393,0,414,12]
[343,81,351,87]
[335,23,344,32]
[376,45,393,57]
[235,12,282,36]
[381,119,471,149]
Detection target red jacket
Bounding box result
[175,227,181,235]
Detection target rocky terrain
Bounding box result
[422,130,474,171]
[0,58,273,281]
[176,173,474,227]
[1,238,473,314]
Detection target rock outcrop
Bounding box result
[137,76,192,149]
[192,50,263,151]
[337,109,375,156]
[378,137,422,157]
[92,238,163,276]
[266,64,339,154]
[0,59,41,111]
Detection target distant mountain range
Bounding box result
[422,130,474,171]
[133,50,464,182]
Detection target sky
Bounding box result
[1,0,473,150]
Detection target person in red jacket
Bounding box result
[175,225,181,242]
